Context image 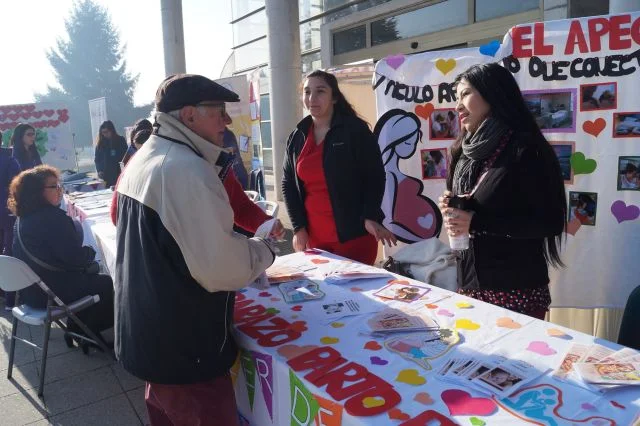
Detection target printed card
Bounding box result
[278,279,325,303]
[374,282,431,303]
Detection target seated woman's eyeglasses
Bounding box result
[44,183,63,190]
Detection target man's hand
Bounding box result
[269,219,286,241]
[292,228,309,252]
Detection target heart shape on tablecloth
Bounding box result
[526,341,557,356]
[362,396,385,408]
[370,356,389,366]
[265,308,280,314]
[435,58,457,75]
[438,309,455,317]
[426,304,438,309]
[269,297,281,302]
[388,408,410,421]
[330,322,344,328]
[547,328,570,338]
[396,369,426,385]
[287,321,308,333]
[581,402,597,411]
[456,301,473,309]
[414,392,434,405]
[364,341,382,351]
[414,103,435,121]
[496,317,522,329]
[311,258,330,264]
[582,118,606,137]
[455,319,480,330]
[385,54,406,70]
[258,291,271,297]
[291,305,303,312]
[470,417,486,426]
[277,344,317,360]
[441,389,497,416]
[611,200,640,223]
[320,336,339,344]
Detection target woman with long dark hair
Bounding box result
[282,70,396,265]
[10,123,42,171]
[94,120,127,187]
[439,63,566,319]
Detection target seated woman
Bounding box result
[8,165,114,349]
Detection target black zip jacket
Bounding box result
[282,114,386,243]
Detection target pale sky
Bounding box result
[0,0,233,107]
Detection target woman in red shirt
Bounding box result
[282,70,396,265]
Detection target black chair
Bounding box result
[249,168,266,200]
[618,285,640,350]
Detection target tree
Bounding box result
[36,0,152,147]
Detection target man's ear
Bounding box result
[180,106,196,125]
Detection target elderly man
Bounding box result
[114,74,275,426]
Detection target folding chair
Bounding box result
[244,190,260,202]
[0,256,113,397]
[255,200,279,218]
[249,168,266,200]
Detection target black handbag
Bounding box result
[381,256,413,279]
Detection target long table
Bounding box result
[78,196,640,425]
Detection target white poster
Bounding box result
[0,102,76,171]
[88,97,108,143]
[374,12,640,309]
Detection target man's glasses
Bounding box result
[44,183,63,190]
[196,102,226,117]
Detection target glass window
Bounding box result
[261,121,272,149]
[232,0,264,20]
[324,0,393,23]
[475,0,539,22]
[260,94,270,122]
[300,18,322,51]
[302,51,322,75]
[259,67,270,94]
[569,0,609,18]
[233,9,267,46]
[371,0,468,46]
[333,25,366,55]
[262,148,274,171]
[234,38,269,71]
[299,0,324,20]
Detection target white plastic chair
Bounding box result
[255,200,279,218]
[244,190,260,202]
[0,256,113,397]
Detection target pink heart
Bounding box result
[526,341,557,356]
[611,200,640,223]
[581,402,596,411]
[385,54,405,70]
[437,309,454,317]
[441,389,497,416]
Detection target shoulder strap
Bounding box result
[16,218,65,272]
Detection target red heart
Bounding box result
[364,341,382,351]
[56,108,68,115]
[32,111,43,119]
[350,287,363,292]
[8,113,19,121]
[582,118,606,137]
[291,305,303,312]
[414,103,435,121]
[59,113,69,123]
[50,120,60,127]
[258,291,272,297]
[0,106,11,114]
[441,389,497,416]
[287,321,308,333]
[311,258,329,264]
[43,109,55,117]
[388,408,410,421]
[20,112,31,120]
[425,304,438,309]
[25,105,35,113]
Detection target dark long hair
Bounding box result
[447,63,566,267]
[304,70,361,120]
[95,120,121,149]
[10,123,41,169]
[7,165,59,217]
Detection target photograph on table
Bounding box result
[549,141,574,184]
[568,191,598,226]
[613,112,640,138]
[522,89,576,133]
[278,279,325,303]
[429,109,461,140]
[374,282,430,303]
[617,157,640,191]
[421,148,448,180]
[579,82,617,111]
[475,366,524,392]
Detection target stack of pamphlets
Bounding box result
[366,308,439,336]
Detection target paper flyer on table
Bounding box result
[304,294,382,321]
[574,362,640,385]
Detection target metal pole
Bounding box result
[161,0,187,76]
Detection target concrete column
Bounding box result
[161,0,186,76]
[610,0,640,13]
[543,0,569,21]
[266,0,303,201]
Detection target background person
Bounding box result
[94,120,127,187]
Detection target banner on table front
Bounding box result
[0,102,76,171]
[374,12,640,308]
[289,369,320,426]
[252,351,274,421]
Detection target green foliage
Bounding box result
[35,0,152,147]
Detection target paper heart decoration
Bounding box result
[566,218,582,236]
[479,40,500,57]
[7,113,19,121]
[426,304,438,309]
[438,309,455,317]
[32,111,43,119]
[21,112,30,120]
[304,249,322,255]
[470,417,486,426]
[269,297,281,302]
[59,113,69,123]
[435,58,457,75]
[455,319,480,330]
[265,307,280,314]
[456,302,473,309]
[385,54,406,70]
[258,291,271,297]
[370,356,388,366]
[364,341,382,351]
[414,392,434,405]
[496,317,522,329]
[581,402,597,411]
[526,341,557,356]
[418,214,434,230]
[570,152,597,175]
[43,109,55,117]
[582,118,606,137]
[396,369,426,385]
[320,336,339,344]
[414,103,435,121]
[25,105,35,113]
[611,200,640,223]
[547,328,569,338]
[350,286,363,292]
[441,389,497,416]
[287,321,308,333]
[330,322,344,328]
[362,397,385,408]
[388,408,410,421]
[276,344,317,360]
[311,258,330,264]
[291,305,303,312]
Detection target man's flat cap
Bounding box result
[155,74,240,113]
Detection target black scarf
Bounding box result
[452,117,510,195]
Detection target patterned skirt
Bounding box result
[458,286,551,317]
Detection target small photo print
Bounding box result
[613,112,640,138]
[476,367,523,391]
[279,280,325,303]
[322,303,345,315]
[580,82,617,111]
[549,142,574,183]
[429,109,461,140]
[421,148,448,180]
[374,282,431,303]
[522,89,576,133]
[569,191,598,226]
[618,156,640,191]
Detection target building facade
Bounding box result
[224,0,611,171]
